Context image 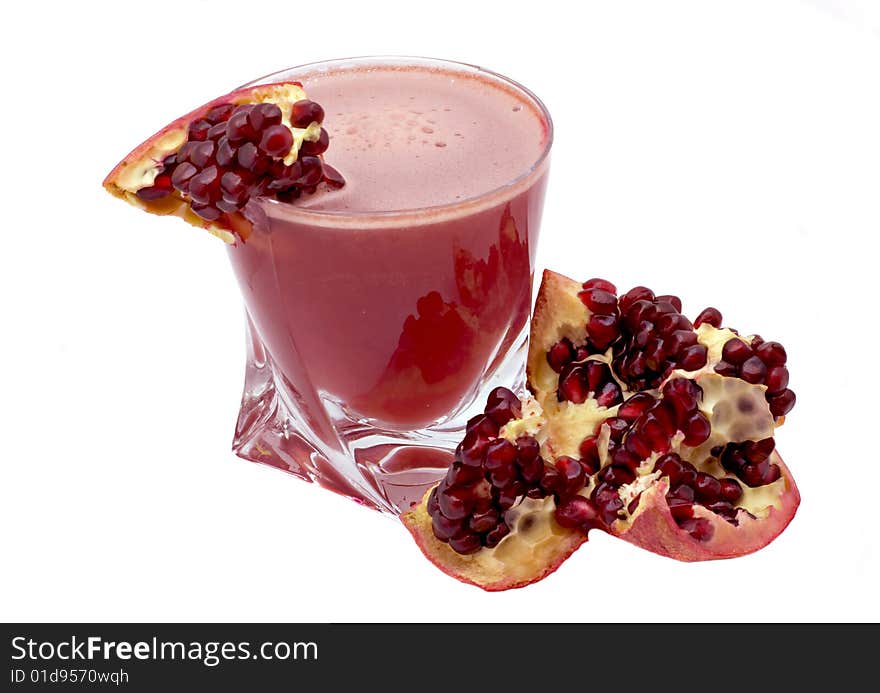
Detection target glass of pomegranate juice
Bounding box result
[228,57,552,513]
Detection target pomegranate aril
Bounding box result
[484,387,521,425]
[204,103,235,124]
[595,381,623,408]
[555,496,598,529]
[247,102,283,131]
[216,199,243,214]
[547,339,575,373]
[694,307,723,328]
[768,389,796,417]
[323,163,347,188]
[236,143,271,175]
[300,128,330,156]
[604,417,629,443]
[496,483,524,510]
[169,162,196,193]
[431,513,463,541]
[707,501,739,523]
[187,119,211,141]
[298,156,324,186]
[667,329,698,354]
[206,122,227,140]
[215,138,237,168]
[618,393,655,422]
[188,166,221,204]
[586,314,620,351]
[694,473,722,502]
[469,509,500,534]
[540,467,561,495]
[739,355,767,384]
[189,141,215,168]
[558,365,588,404]
[756,341,787,366]
[624,432,653,459]
[663,378,700,419]
[136,175,173,200]
[579,288,617,314]
[722,338,752,365]
[619,286,655,312]
[765,366,789,394]
[592,483,624,525]
[226,107,257,144]
[682,412,711,447]
[289,99,325,127]
[555,456,586,497]
[484,523,510,548]
[714,360,738,377]
[745,437,775,463]
[483,438,517,473]
[719,478,743,502]
[601,464,636,487]
[579,436,600,464]
[190,202,222,221]
[438,486,473,520]
[583,278,617,294]
[448,533,482,555]
[656,313,692,334]
[678,344,708,371]
[259,124,294,157]
[656,294,682,312]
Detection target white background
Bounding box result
[1,0,878,622]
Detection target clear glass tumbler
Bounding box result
[226,57,552,513]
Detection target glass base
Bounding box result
[231,314,528,514]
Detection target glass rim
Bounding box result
[241,55,553,225]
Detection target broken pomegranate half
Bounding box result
[103,82,343,243]
[402,269,799,590]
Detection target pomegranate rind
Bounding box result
[401,489,586,592]
[103,82,319,243]
[616,452,800,560]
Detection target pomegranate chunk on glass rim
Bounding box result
[403,270,799,591]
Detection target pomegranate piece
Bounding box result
[405,269,800,591]
[104,81,345,243]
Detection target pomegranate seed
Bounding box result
[618,393,655,422]
[216,199,242,214]
[722,338,752,365]
[300,128,330,156]
[446,463,481,487]
[540,467,561,495]
[595,381,623,408]
[190,203,222,221]
[656,453,685,484]
[624,432,653,459]
[322,163,347,188]
[587,314,620,350]
[188,166,221,204]
[220,171,249,202]
[579,456,600,476]
[483,438,517,472]
[448,533,482,554]
[694,307,723,328]
[204,103,235,124]
[187,119,211,141]
[667,329,698,354]
[740,355,768,384]
[707,501,738,523]
[289,99,325,128]
[215,138,237,167]
[656,313,692,334]
[226,107,257,143]
[516,436,540,463]
[714,360,738,377]
[768,389,796,417]
[136,175,173,201]
[682,412,711,447]
[438,485,474,520]
[247,102,283,131]
[624,300,654,330]
[765,366,789,394]
[555,456,586,497]
[694,473,722,501]
[170,162,198,192]
[484,386,522,425]
[756,341,787,366]
[206,122,227,140]
[601,464,636,487]
[746,437,775,463]
[469,509,500,533]
[663,378,699,418]
[579,288,618,314]
[579,436,600,464]
[719,478,743,502]
[259,124,294,157]
[431,513,463,541]
[547,339,575,373]
[592,483,624,525]
[555,496,598,529]
[678,344,708,371]
[582,278,617,294]
[496,482,524,510]
[189,141,216,168]
[558,365,588,404]
[484,523,510,548]
[656,294,683,312]
[298,156,325,186]
[604,417,630,442]
[619,286,655,311]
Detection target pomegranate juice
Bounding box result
[227,59,550,511]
